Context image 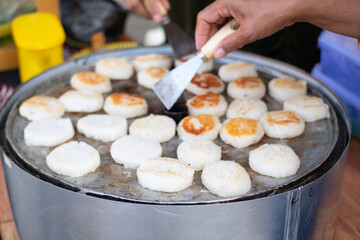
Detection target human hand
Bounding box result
[126,0,170,23]
[195,0,297,59]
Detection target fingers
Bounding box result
[144,0,164,22]
[195,2,231,50]
[126,0,152,20]
[126,0,170,22]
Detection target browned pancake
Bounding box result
[285,96,323,108]
[22,96,63,114]
[74,72,107,85]
[191,73,222,89]
[227,62,252,71]
[234,77,262,89]
[109,93,145,106]
[223,118,258,137]
[189,92,221,109]
[135,54,167,62]
[266,111,301,125]
[146,67,167,78]
[182,115,216,135]
[272,78,306,89]
[98,58,126,66]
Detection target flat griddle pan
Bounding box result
[2,47,343,204]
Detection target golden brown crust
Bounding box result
[234,77,262,89]
[109,93,145,106]
[191,73,222,89]
[224,118,258,136]
[75,72,107,85]
[182,115,216,135]
[189,92,221,109]
[266,111,301,125]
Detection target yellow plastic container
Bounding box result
[12,13,65,82]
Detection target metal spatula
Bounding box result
[153,19,240,110]
[154,2,196,58]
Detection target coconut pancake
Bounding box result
[175,53,214,73]
[283,95,330,122]
[104,93,148,118]
[227,76,266,99]
[186,92,228,117]
[137,66,168,89]
[177,114,221,141]
[259,110,305,138]
[218,61,258,82]
[177,138,221,171]
[226,98,267,120]
[24,118,74,147]
[46,141,100,177]
[70,72,111,93]
[268,77,307,102]
[129,114,176,143]
[19,95,65,121]
[77,114,127,142]
[111,135,162,169]
[59,90,103,113]
[137,157,194,193]
[186,73,224,95]
[201,161,251,197]
[249,143,300,178]
[133,53,172,72]
[220,118,264,148]
[95,58,134,80]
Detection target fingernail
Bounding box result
[153,14,162,23]
[214,48,226,59]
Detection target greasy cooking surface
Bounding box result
[5,49,338,204]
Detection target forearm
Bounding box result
[293,0,360,38]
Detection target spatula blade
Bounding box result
[163,21,196,58]
[153,55,203,110]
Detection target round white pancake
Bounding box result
[110,135,162,169]
[186,92,228,117]
[227,76,265,99]
[103,93,148,118]
[137,157,194,193]
[259,110,305,138]
[24,118,74,147]
[218,61,258,82]
[70,72,111,93]
[133,53,172,72]
[283,96,330,122]
[186,73,224,95]
[177,114,221,141]
[77,114,127,142]
[177,138,221,171]
[95,58,134,80]
[249,143,300,178]
[19,95,65,121]
[137,66,168,89]
[201,161,251,197]
[129,114,176,143]
[268,77,307,102]
[46,141,100,177]
[226,98,267,120]
[175,53,214,73]
[220,118,264,148]
[59,90,103,113]
[143,27,166,46]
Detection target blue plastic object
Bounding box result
[312,64,360,140]
[318,31,360,93]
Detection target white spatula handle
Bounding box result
[200,19,240,60]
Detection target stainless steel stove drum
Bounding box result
[0,47,350,240]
